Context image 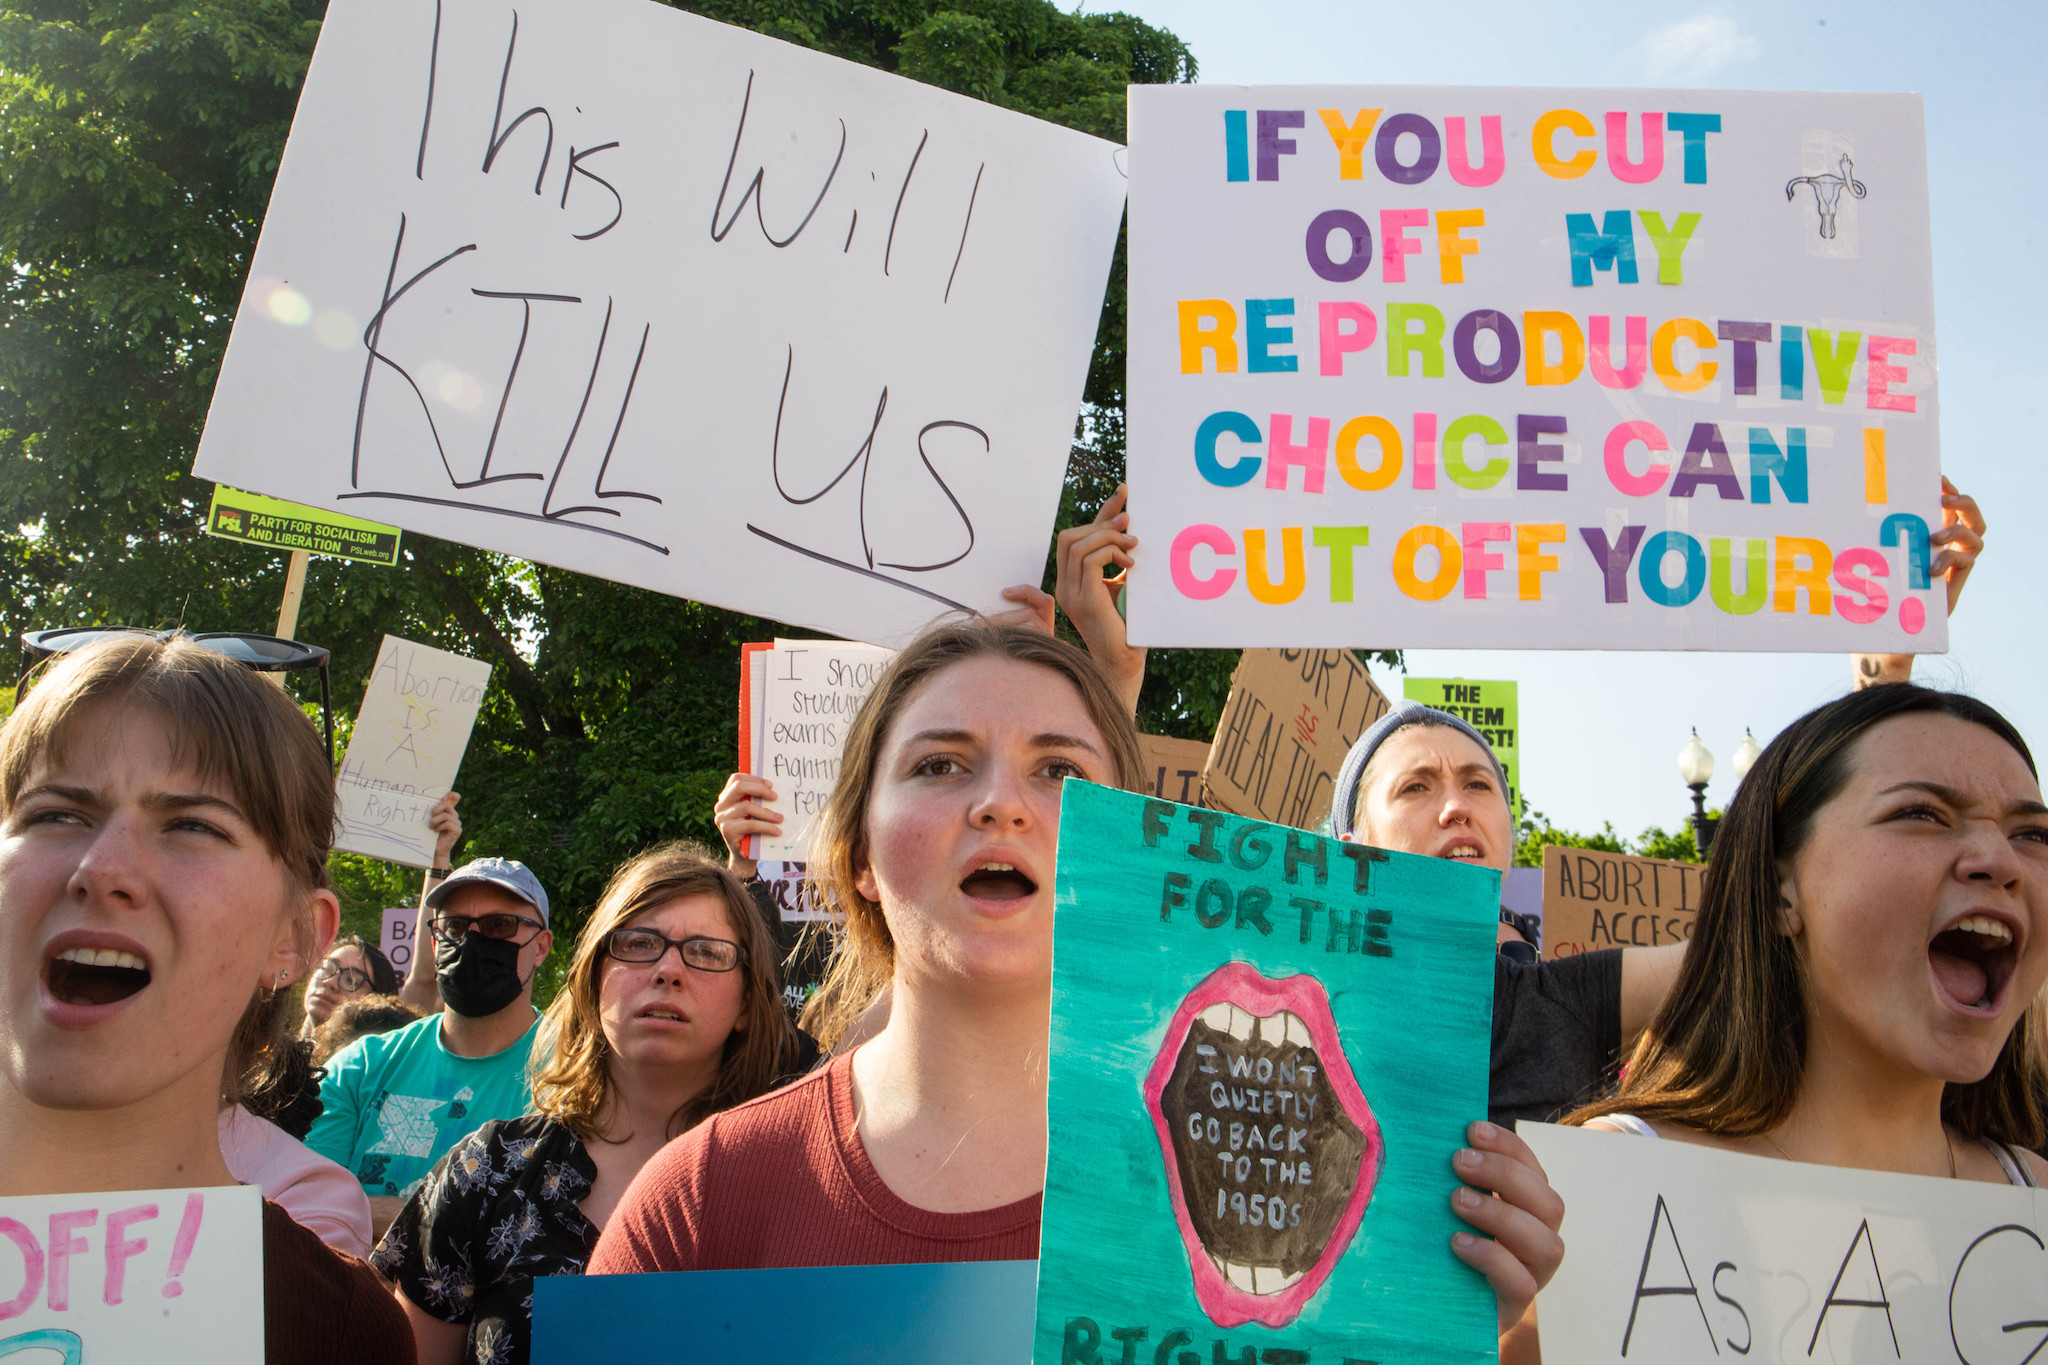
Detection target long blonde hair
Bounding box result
[531,842,796,1142]
[797,624,1144,1049]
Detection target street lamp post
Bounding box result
[1678,728,1764,859]
[1678,729,1717,856]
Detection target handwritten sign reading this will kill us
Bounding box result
[335,635,492,867]
[193,0,1127,647]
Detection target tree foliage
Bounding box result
[0,0,1204,945]
[1513,799,1705,868]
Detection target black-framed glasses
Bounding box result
[19,627,335,770]
[429,912,546,947]
[311,961,374,992]
[603,928,745,973]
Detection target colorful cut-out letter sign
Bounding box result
[1036,780,1502,1365]
[193,0,1126,648]
[1522,1122,2048,1363]
[1126,87,1943,652]
[0,1185,264,1364]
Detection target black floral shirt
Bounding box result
[373,1114,599,1365]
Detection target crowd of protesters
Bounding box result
[0,478,2038,1365]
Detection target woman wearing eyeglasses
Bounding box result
[300,934,401,1040]
[373,843,803,1365]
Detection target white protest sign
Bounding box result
[1126,88,1944,652]
[1522,1123,2048,1363]
[192,0,1126,648]
[335,635,492,866]
[0,1184,264,1363]
[380,906,417,974]
[756,641,894,860]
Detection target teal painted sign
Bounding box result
[1036,781,1502,1365]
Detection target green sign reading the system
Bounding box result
[1401,677,1520,820]
[205,486,401,566]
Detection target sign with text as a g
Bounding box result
[1522,1122,2047,1363]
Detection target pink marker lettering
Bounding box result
[0,1218,44,1320]
[104,1204,159,1306]
[161,1193,204,1300]
[46,1210,96,1312]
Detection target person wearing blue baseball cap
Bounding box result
[1327,700,1685,1129]
[307,853,554,1240]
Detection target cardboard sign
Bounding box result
[334,635,492,866]
[0,1184,264,1363]
[1403,676,1520,818]
[203,484,402,566]
[1202,648,1393,831]
[1522,1122,2048,1364]
[1541,844,1701,960]
[532,1260,1036,1364]
[1036,781,1501,1365]
[1138,733,1215,807]
[380,906,417,974]
[751,641,894,860]
[1125,87,1945,654]
[192,0,1126,648]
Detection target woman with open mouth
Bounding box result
[0,634,416,1363]
[375,843,803,1365]
[1573,684,2045,1181]
[590,620,1567,1362]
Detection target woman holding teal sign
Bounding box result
[591,620,1567,1362]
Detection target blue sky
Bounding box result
[1089,0,2047,835]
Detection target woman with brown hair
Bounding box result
[0,634,414,1363]
[589,622,1564,1361]
[375,842,800,1365]
[1574,683,2047,1186]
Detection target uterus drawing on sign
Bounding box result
[340,213,668,555]
[744,343,990,613]
[1786,153,1867,240]
[1145,962,1385,1330]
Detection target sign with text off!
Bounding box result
[192,0,1127,648]
[1036,781,1502,1365]
[1125,87,1944,653]
[0,1185,264,1363]
[1522,1123,2048,1363]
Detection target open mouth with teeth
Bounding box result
[46,946,151,1007]
[639,1005,687,1023]
[1929,913,2020,1013]
[1143,962,1383,1329]
[960,860,1038,902]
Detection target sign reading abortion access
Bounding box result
[1127,88,1943,653]
[1203,648,1392,831]
[1541,844,1701,960]
[192,0,1126,649]
[1403,676,1520,818]
[1037,780,1501,1365]
[0,1184,264,1364]
[335,635,492,866]
[1522,1123,2048,1363]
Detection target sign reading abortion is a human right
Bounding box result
[193,0,1126,648]
[1127,89,1942,653]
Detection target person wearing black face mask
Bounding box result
[307,858,554,1241]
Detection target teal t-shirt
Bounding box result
[307,1011,539,1199]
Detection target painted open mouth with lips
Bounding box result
[960,860,1038,901]
[45,945,151,1008]
[1143,962,1383,1329]
[1928,912,2021,1014]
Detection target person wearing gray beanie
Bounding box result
[1324,700,1686,1128]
